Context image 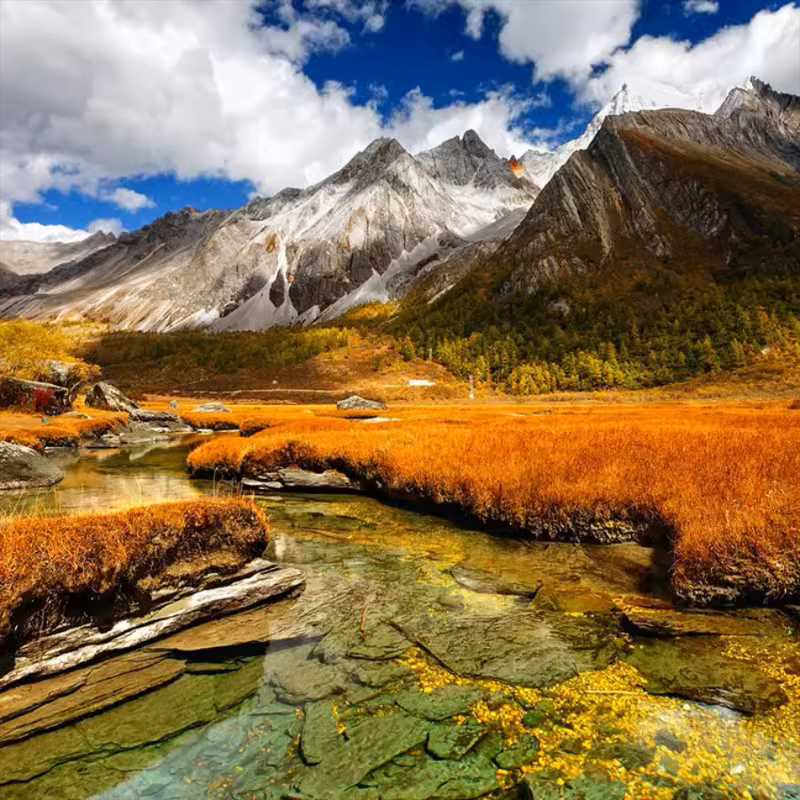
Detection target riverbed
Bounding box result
[1,437,798,800]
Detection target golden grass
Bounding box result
[0,497,269,642]
[179,412,239,431]
[188,404,800,604]
[0,416,126,450]
[239,416,274,437]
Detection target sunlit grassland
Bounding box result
[188,402,800,605]
[0,497,269,642]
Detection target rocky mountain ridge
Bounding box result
[1,131,536,331]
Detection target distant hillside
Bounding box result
[391,78,800,393]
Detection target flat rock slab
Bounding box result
[396,685,483,721]
[3,564,303,686]
[0,441,63,490]
[296,711,430,799]
[264,642,349,704]
[427,720,485,760]
[0,651,183,746]
[449,563,542,597]
[314,613,411,663]
[397,610,618,688]
[625,637,789,715]
[301,699,342,765]
[621,606,785,637]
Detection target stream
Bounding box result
[0,437,798,800]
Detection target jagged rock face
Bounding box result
[0,132,535,331]
[499,79,800,296]
[0,231,116,276]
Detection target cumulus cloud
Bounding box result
[0,0,543,241]
[450,50,465,62]
[0,201,121,242]
[582,4,800,111]
[683,0,720,14]
[102,188,155,212]
[413,0,640,84]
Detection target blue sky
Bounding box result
[2,0,798,242]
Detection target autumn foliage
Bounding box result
[0,497,269,641]
[188,405,800,604]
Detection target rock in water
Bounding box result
[191,402,231,413]
[449,562,542,597]
[84,382,138,413]
[0,442,63,490]
[336,395,387,411]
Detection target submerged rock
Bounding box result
[396,685,482,720]
[449,562,541,597]
[620,605,781,637]
[0,442,63,490]
[336,395,387,411]
[427,719,485,760]
[295,711,430,799]
[396,609,617,688]
[625,637,788,714]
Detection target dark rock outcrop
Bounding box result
[84,382,138,413]
[0,442,63,490]
[0,376,71,414]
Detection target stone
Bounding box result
[0,442,63,490]
[620,606,779,637]
[589,742,655,770]
[2,564,303,686]
[129,409,190,430]
[191,402,231,413]
[396,685,482,721]
[265,643,348,703]
[84,381,138,413]
[279,467,355,490]
[314,614,411,663]
[625,637,789,715]
[371,755,499,800]
[168,399,179,410]
[0,376,71,414]
[295,711,430,799]
[301,700,342,765]
[654,729,687,753]
[336,395,387,411]
[427,720,485,760]
[396,609,617,688]
[495,733,540,768]
[521,774,627,800]
[449,563,542,597]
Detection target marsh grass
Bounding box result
[0,497,269,642]
[188,405,800,604]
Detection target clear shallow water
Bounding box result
[1,440,798,800]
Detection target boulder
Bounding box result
[0,442,64,491]
[336,395,387,411]
[35,360,95,403]
[129,409,190,431]
[0,376,70,415]
[191,402,231,413]
[168,400,179,410]
[84,382,138,413]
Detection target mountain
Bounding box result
[391,77,800,393]
[515,79,704,189]
[0,231,116,276]
[1,132,535,331]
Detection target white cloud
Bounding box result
[0,201,121,242]
[683,0,719,14]
[0,0,540,230]
[450,50,465,62]
[582,4,800,111]
[413,0,640,84]
[102,187,155,212]
[87,218,123,236]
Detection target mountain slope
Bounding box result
[516,80,705,189]
[0,231,116,276]
[392,78,800,393]
[1,133,534,332]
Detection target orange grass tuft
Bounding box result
[180,412,240,431]
[239,416,275,437]
[187,405,800,604]
[0,415,126,451]
[0,497,269,641]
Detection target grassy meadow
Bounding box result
[187,401,800,606]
